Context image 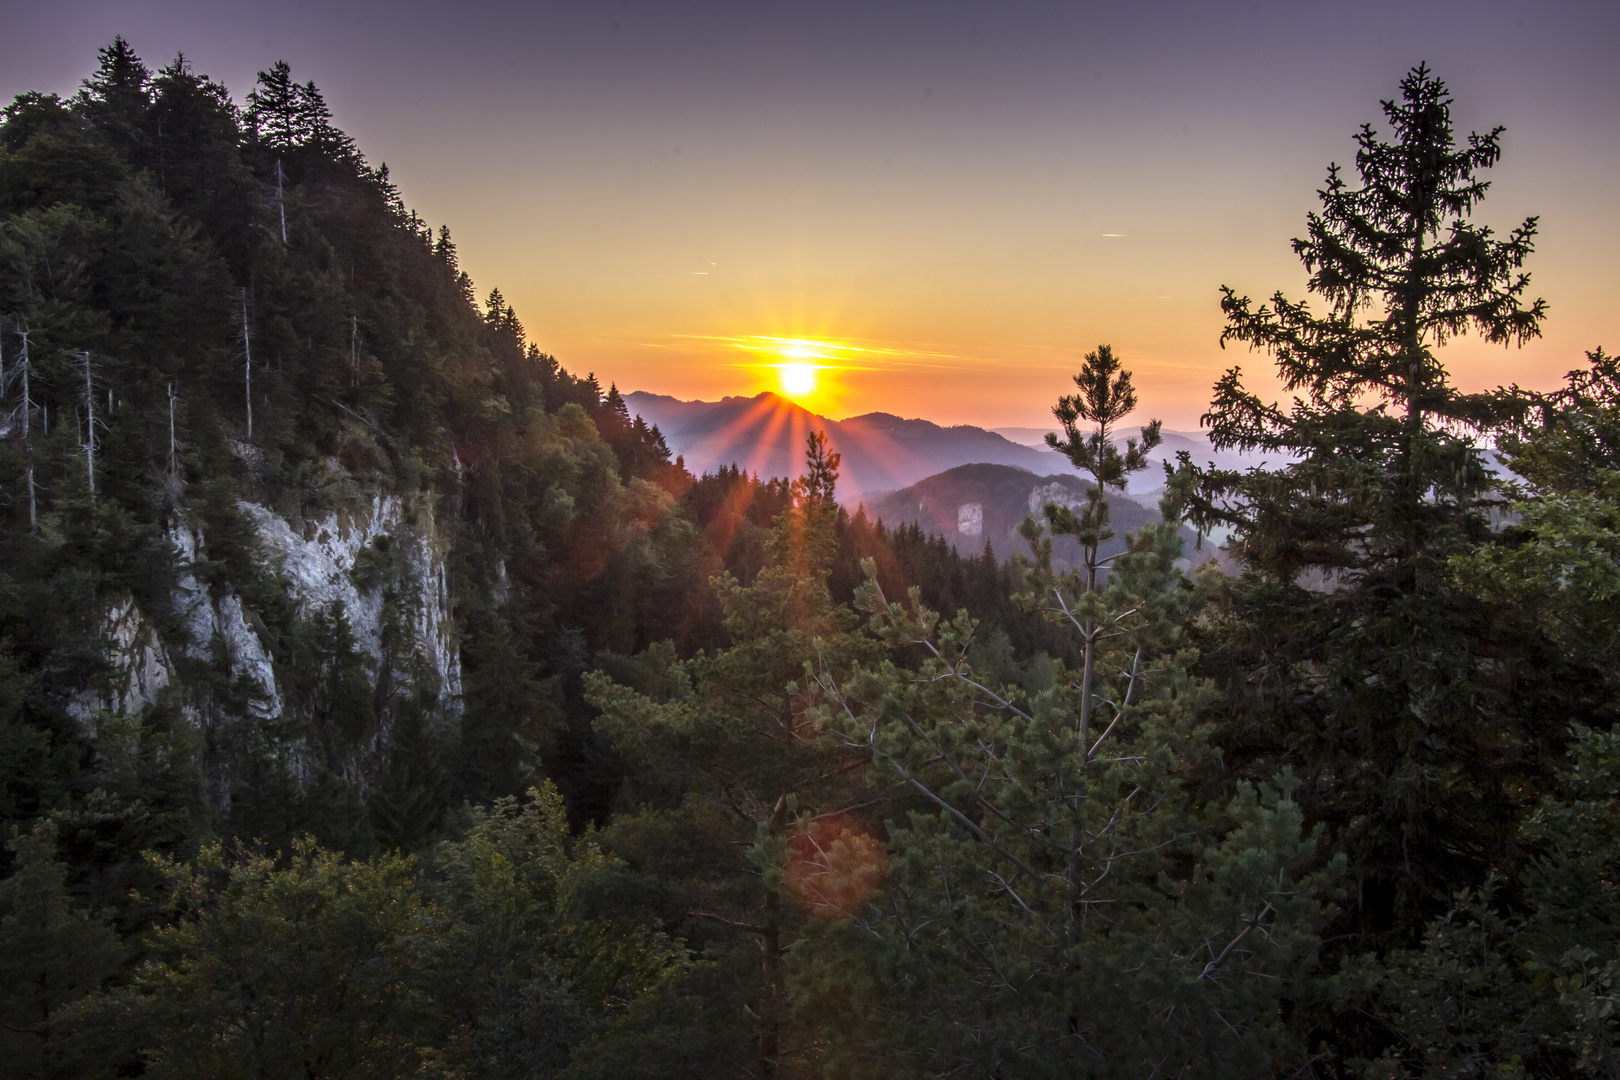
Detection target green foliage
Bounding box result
[588,432,880,1077]
[0,819,123,1076]
[72,783,679,1079]
[1336,725,1620,1077]
[1187,64,1566,938]
[1498,348,1620,492]
[98,837,432,1080]
[803,507,1338,1076]
[417,783,685,1078]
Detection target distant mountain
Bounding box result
[625,391,1303,507]
[993,425,1293,495]
[859,463,1217,571]
[626,391,1067,498]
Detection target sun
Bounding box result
[727,336,852,404]
[778,363,818,399]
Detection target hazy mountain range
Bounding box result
[992,425,1292,495]
[860,463,1227,571]
[625,391,1065,499]
[627,391,1288,502]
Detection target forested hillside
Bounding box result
[861,461,1175,562]
[1,44,1618,1079]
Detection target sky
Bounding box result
[3,0,1616,428]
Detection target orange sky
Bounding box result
[5,2,1616,429]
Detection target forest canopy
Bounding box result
[0,43,1616,1079]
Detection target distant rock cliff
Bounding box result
[860,463,1213,571]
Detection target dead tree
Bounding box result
[240,288,254,439]
[80,351,98,497]
[18,325,36,531]
[275,159,287,244]
[167,382,178,479]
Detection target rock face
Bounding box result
[70,491,462,794]
[171,520,282,720]
[1028,481,1087,518]
[238,494,461,717]
[957,502,984,538]
[65,596,177,728]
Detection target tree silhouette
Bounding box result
[1192,63,1559,937]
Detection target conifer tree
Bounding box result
[245,61,301,149]
[805,482,1335,1077]
[294,78,358,164]
[587,431,875,1078]
[1191,65,1555,932]
[0,821,122,1073]
[74,36,151,158]
[1039,343,1162,753]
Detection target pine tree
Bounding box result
[804,485,1336,1077]
[1037,344,1162,754]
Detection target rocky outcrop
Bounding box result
[239,493,461,717]
[171,520,282,719]
[1027,481,1087,517]
[64,596,177,728]
[69,491,462,770]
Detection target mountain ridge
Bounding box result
[626,390,1067,498]
[629,391,1294,499]
[859,462,1221,571]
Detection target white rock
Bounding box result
[64,596,174,729]
[170,522,282,720]
[67,493,461,751]
[1029,481,1087,517]
[238,494,461,718]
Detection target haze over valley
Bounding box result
[626,390,1282,502]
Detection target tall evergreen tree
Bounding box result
[74,36,152,159]
[1190,64,1556,934]
[244,61,301,150]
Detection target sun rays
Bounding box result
[740,336,851,407]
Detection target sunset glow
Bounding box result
[10,5,1610,431]
[777,363,818,398]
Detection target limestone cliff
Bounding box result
[68,490,462,804]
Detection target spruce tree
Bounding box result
[245,61,301,149]
[1192,64,1556,933]
[74,36,152,159]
